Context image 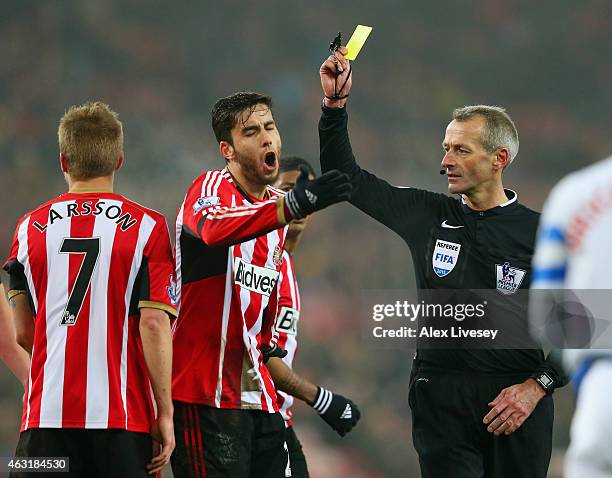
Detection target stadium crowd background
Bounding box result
[0,1,609,476]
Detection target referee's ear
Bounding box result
[493,148,510,171]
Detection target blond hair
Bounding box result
[58,101,123,180]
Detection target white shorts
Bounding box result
[565,359,612,478]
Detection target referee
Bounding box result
[318,47,567,477]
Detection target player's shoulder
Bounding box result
[189,168,226,188]
[186,168,235,201]
[14,194,68,225]
[266,184,285,198]
[554,155,612,197]
[540,156,612,219]
[116,195,168,225]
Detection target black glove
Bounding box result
[260,344,288,364]
[312,386,361,437]
[284,166,351,220]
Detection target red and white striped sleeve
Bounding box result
[182,170,290,247]
[136,214,178,318]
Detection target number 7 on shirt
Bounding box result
[58,237,100,326]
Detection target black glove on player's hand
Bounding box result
[312,386,361,437]
[260,344,288,364]
[284,166,351,220]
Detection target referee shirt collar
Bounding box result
[460,189,518,215]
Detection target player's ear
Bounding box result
[493,148,509,171]
[115,152,125,171]
[219,141,235,162]
[59,152,69,173]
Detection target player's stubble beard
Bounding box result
[234,149,279,188]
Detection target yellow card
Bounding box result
[345,25,373,61]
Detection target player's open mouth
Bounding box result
[264,152,277,171]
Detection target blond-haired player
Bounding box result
[4,102,176,476]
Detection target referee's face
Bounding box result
[441,116,498,196]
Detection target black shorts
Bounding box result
[10,428,153,478]
[285,426,309,478]
[172,401,290,478]
[409,365,554,478]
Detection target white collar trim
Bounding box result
[461,189,518,207]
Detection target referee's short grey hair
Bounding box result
[452,105,519,165]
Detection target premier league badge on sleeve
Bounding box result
[167,274,179,305]
[496,262,526,295]
[432,239,461,277]
[193,196,220,214]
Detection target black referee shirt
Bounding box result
[319,106,566,387]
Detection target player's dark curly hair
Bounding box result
[211,92,273,145]
[280,156,317,178]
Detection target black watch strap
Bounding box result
[532,372,555,395]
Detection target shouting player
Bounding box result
[266,156,360,478]
[171,92,351,478]
[3,102,176,476]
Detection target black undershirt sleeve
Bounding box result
[4,259,28,293]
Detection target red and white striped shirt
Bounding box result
[172,168,288,412]
[3,192,177,433]
[272,251,301,425]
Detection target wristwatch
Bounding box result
[532,372,554,395]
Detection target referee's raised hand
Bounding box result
[320,46,352,108]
